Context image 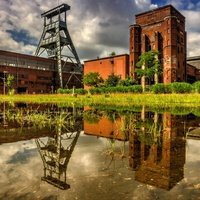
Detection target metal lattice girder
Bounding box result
[35,130,80,190]
[35,4,82,88]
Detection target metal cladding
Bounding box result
[35,4,82,88]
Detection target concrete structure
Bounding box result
[0,50,82,94]
[130,5,187,84]
[84,54,129,81]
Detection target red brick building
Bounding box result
[0,50,82,94]
[84,54,129,81]
[130,5,187,84]
[187,56,200,82]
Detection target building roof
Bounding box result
[84,54,129,63]
[187,56,200,61]
[135,4,185,19]
[0,49,54,63]
[187,56,200,70]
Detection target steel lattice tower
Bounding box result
[35,4,82,88]
[36,129,80,190]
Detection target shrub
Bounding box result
[150,83,165,94]
[105,74,121,87]
[74,88,87,95]
[128,85,143,93]
[169,82,193,93]
[83,72,103,87]
[57,88,87,94]
[118,77,137,86]
[57,88,71,94]
[193,81,200,93]
[150,83,171,94]
[89,85,143,94]
[89,87,103,94]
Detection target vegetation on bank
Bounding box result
[57,81,200,95]
[1,93,200,109]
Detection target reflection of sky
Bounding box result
[186,139,200,162]
[0,140,36,164]
[0,134,200,199]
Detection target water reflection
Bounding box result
[0,103,200,198]
[129,112,185,190]
[83,106,200,190]
[35,107,82,190]
[36,127,80,190]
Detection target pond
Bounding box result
[0,103,200,200]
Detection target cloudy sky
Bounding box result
[0,0,200,62]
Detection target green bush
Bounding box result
[89,87,103,94]
[83,72,103,87]
[169,82,193,93]
[89,85,142,94]
[105,74,121,87]
[74,88,87,95]
[118,77,137,86]
[150,83,171,94]
[128,85,143,93]
[57,88,71,94]
[193,81,200,93]
[150,83,165,94]
[57,88,87,95]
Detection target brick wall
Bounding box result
[84,54,129,81]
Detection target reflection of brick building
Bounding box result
[129,112,186,190]
[84,113,128,141]
[130,5,187,83]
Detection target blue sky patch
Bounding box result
[7,29,37,46]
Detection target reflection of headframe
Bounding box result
[36,130,80,190]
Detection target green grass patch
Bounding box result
[1,93,200,109]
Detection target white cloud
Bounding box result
[135,0,151,10]
[182,10,200,56]
[0,0,199,61]
[187,32,200,57]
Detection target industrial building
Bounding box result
[130,4,187,83]
[0,50,82,94]
[0,4,82,94]
[84,54,129,81]
[1,4,200,94]
[84,5,200,84]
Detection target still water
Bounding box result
[0,103,200,200]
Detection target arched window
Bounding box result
[145,35,151,51]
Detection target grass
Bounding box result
[1,93,200,108]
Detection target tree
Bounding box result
[136,50,161,91]
[6,74,15,95]
[118,76,137,86]
[83,72,103,87]
[105,73,121,87]
[109,52,116,56]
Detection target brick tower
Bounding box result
[130,5,186,83]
